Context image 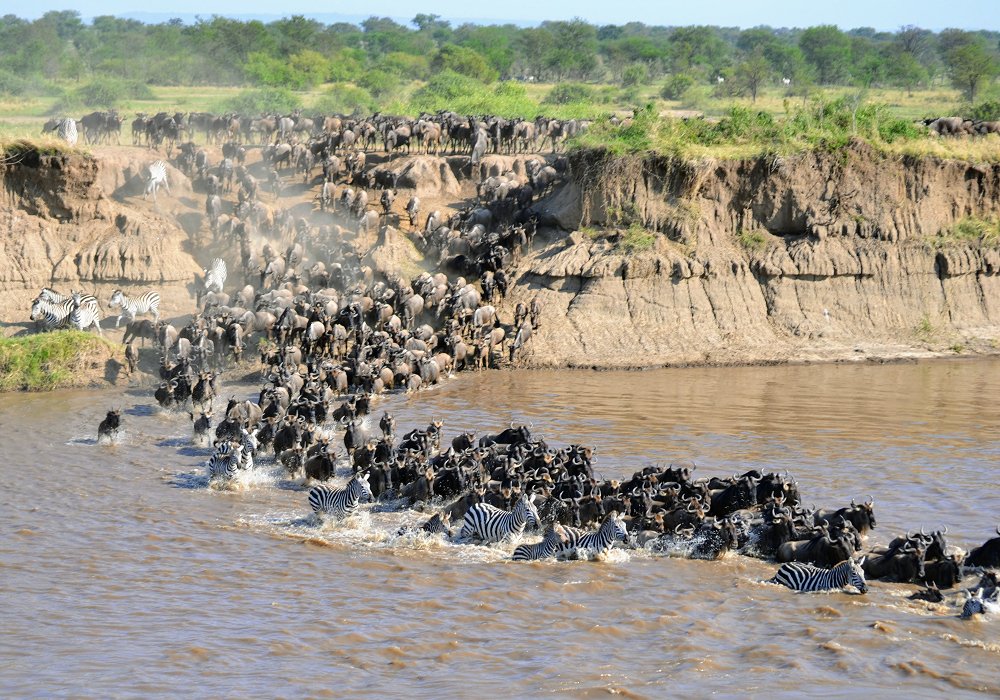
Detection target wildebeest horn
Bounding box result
[907,529,915,540]
[866,495,874,506]
[509,420,516,429]
[941,525,948,535]
[996,524,1000,536]
[921,526,927,536]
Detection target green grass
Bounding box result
[619,223,656,253]
[737,229,768,251]
[940,216,1000,246]
[0,331,115,391]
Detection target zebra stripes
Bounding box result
[68,291,103,336]
[962,588,1000,619]
[769,558,868,594]
[144,160,170,201]
[204,258,227,294]
[237,427,258,471]
[208,441,244,482]
[308,474,373,518]
[513,523,569,561]
[30,297,72,330]
[555,511,629,559]
[109,289,160,327]
[459,493,539,544]
[58,118,78,146]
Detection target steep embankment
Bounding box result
[0,145,202,332]
[501,139,1000,367]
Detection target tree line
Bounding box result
[1,12,998,104]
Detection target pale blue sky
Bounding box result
[7,0,999,31]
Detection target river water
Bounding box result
[1,359,998,697]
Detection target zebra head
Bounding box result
[70,290,82,306]
[603,511,629,544]
[961,587,999,619]
[519,493,540,529]
[30,297,44,321]
[848,557,868,594]
[353,473,374,503]
[109,289,124,308]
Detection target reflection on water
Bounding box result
[1,358,998,697]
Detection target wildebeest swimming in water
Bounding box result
[97,408,123,444]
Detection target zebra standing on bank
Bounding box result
[308,474,373,519]
[208,440,244,482]
[459,493,540,544]
[143,160,170,202]
[204,258,227,294]
[109,289,160,327]
[554,511,630,560]
[512,523,570,561]
[30,297,72,331]
[68,291,103,336]
[42,118,78,146]
[769,557,868,594]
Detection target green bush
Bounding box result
[543,83,593,105]
[969,100,1000,122]
[219,88,302,116]
[622,63,649,87]
[310,84,377,116]
[357,69,402,98]
[48,78,154,114]
[0,331,114,392]
[661,73,694,100]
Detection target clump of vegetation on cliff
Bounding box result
[934,216,1000,247]
[0,331,116,391]
[571,99,931,159]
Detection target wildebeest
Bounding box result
[965,525,1000,569]
[97,409,122,443]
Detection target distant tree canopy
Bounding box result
[0,11,997,102]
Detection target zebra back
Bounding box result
[208,441,244,481]
[962,588,999,618]
[771,558,867,594]
[58,119,78,146]
[308,474,372,517]
[148,160,168,184]
[513,523,568,561]
[110,289,161,323]
[204,258,227,293]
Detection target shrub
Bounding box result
[219,88,302,116]
[969,100,1000,122]
[357,69,402,98]
[310,84,377,116]
[661,73,694,100]
[622,63,649,87]
[543,83,593,105]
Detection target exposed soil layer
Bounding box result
[2,140,998,378]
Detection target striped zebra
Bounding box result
[204,258,227,294]
[555,511,630,560]
[513,523,569,561]
[143,160,170,201]
[459,493,539,544]
[38,287,100,309]
[42,118,78,146]
[308,474,373,519]
[237,427,258,471]
[68,291,103,336]
[109,289,160,327]
[208,440,244,482]
[769,557,868,594]
[961,588,1000,619]
[30,297,72,331]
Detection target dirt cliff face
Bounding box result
[0,147,202,330]
[506,140,1000,368]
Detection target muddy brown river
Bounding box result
[2,359,999,697]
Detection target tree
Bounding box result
[943,36,998,102]
[432,44,497,82]
[799,25,851,84]
[734,49,770,102]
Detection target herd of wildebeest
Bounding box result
[31,104,1000,618]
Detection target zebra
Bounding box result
[68,291,103,336]
[237,426,259,471]
[207,440,244,482]
[769,557,868,594]
[204,258,227,295]
[308,474,373,519]
[513,523,570,561]
[459,493,539,544]
[42,118,78,146]
[109,289,160,327]
[554,511,629,560]
[143,160,170,202]
[961,588,1000,619]
[38,287,100,309]
[30,297,72,331]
